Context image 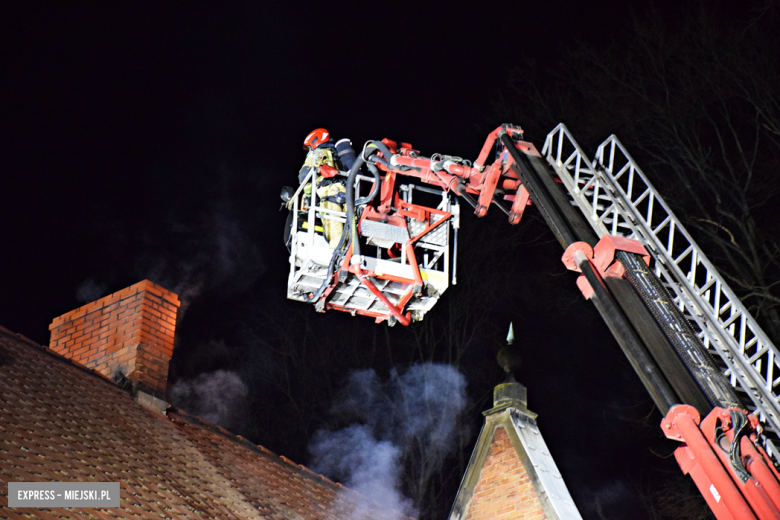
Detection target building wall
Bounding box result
[464,426,547,520]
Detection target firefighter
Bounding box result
[298,128,356,249]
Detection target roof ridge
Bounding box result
[0,324,347,493]
[0,324,121,388]
[0,324,45,348]
[1,325,413,520]
[167,409,347,491]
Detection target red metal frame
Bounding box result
[293,124,780,520]
[662,404,780,519]
[304,125,543,325]
[373,127,535,218]
[319,196,453,324]
[561,235,651,299]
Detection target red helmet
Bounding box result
[303,128,331,150]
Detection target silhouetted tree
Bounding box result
[498,1,780,342]
[495,3,780,518]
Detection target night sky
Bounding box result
[3,2,699,518]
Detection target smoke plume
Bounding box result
[75,278,109,304]
[140,208,265,315]
[310,425,413,520]
[74,201,264,317]
[577,480,635,517]
[308,363,468,520]
[170,369,249,431]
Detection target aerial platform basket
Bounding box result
[285,166,459,326]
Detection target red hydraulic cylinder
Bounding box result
[699,409,780,518]
[474,162,502,217]
[474,127,501,169]
[741,448,780,519]
[675,446,739,519]
[746,445,780,513]
[508,184,530,225]
[662,405,757,519]
[391,155,432,169]
[385,156,464,194]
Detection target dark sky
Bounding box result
[1,0,672,341]
[2,2,693,518]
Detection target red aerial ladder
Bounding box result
[282,124,780,518]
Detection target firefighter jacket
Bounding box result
[299,145,337,183]
[299,144,346,209]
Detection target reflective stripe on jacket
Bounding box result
[316,181,346,204]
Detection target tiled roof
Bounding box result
[0,326,383,520]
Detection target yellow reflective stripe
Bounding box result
[420,270,446,283]
[302,148,335,168]
[301,221,324,232]
[317,183,347,197]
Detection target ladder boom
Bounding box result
[283,122,780,516]
[543,123,780,456]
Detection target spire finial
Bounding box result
[497,322,521,377]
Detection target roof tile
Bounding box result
[0,328,398,520]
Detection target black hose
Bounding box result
[305,147,381,302]
[371,156,391,169]
[357,141,393,169]
[357,163,381,205]
[366,140,394,163]
[345,154,367,260]
[305,221,351,303]
[348,142,387,258]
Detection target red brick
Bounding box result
[118,308,136,321]
[90,337,108,349]
[102,291,121,305]
[162,293,179,305]
[98,327,118,340]
[53,332,72,344]
[83,322,100,334]
[464,427,547,520]
[143,283,164,298]
[48,280,180,394]
[145,307,163,319]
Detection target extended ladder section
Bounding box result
[284,124,780,458]
[543,124,780,457]
[284,124,780,515]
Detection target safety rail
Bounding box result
[286,170,454,323]
[286,169,347,296]
[542,123,780,454]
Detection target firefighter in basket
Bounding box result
[296,128,356,249]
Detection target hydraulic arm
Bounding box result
[283,123,780,518]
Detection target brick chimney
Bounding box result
[49,280,180,398]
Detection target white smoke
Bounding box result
[170,369,249,430]
[310,425,413,520]
[309,363,468,520]
[75,278,109,304]
[141,209,265,316]
[74,204,264,317]
[579,480,635,517]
